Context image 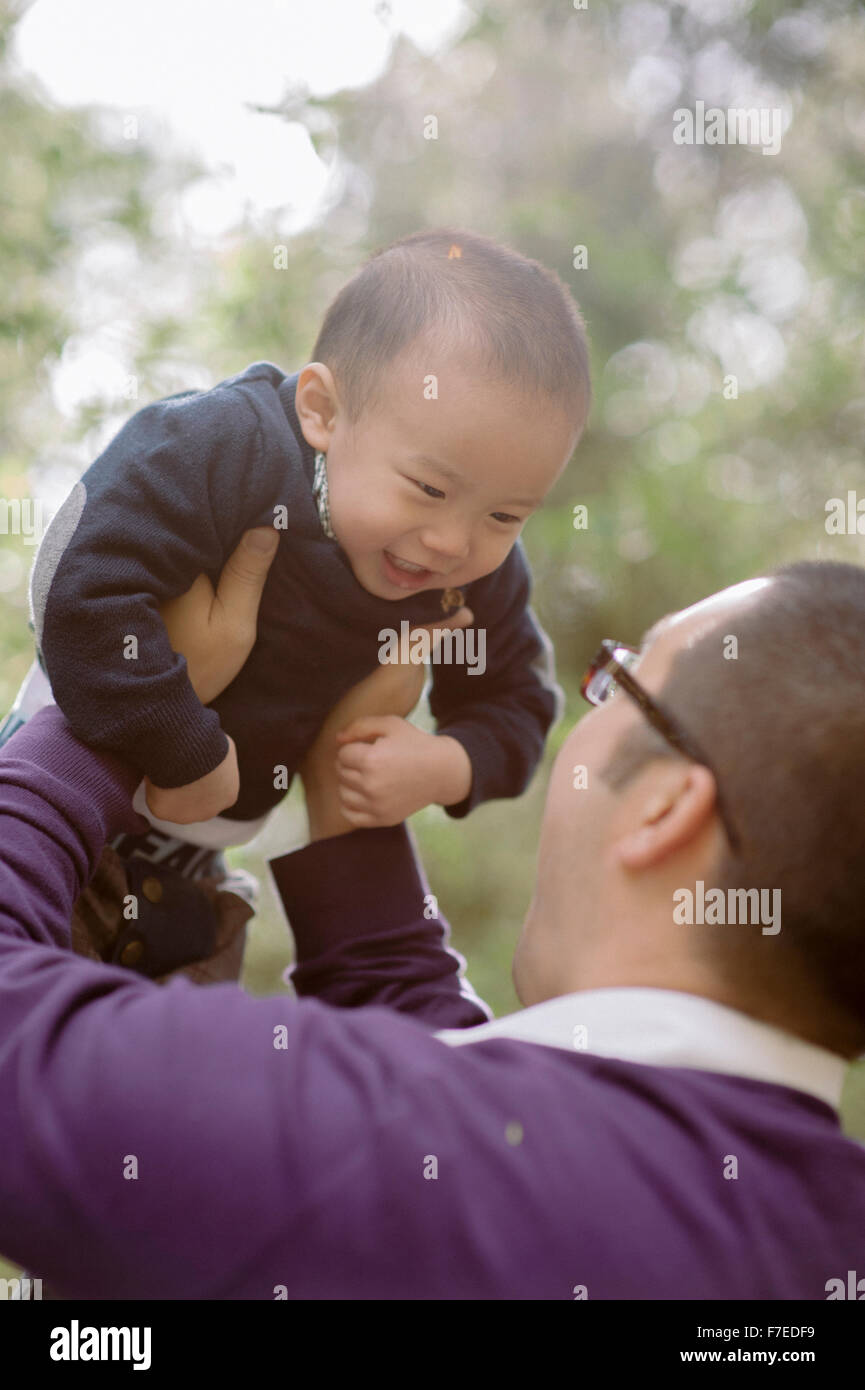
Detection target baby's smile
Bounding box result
[380,548,444,591]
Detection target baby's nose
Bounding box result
[419,522,473,562]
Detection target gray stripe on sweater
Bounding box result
[29,481,87,650]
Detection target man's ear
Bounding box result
[614,763,717,872]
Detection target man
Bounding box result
[0,545,863,1299]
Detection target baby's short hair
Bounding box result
[310,227,591,437]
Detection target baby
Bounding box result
[4,226,590,975]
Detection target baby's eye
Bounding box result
[491,512,522,524]
[412,479,445,500]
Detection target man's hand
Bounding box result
[158,526,280,705]
[145,737,240,825]
[333,721,472,827]
[144,526,278,825]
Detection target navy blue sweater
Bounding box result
[30,362,563,823]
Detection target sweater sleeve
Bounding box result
[269,825,493,1030]
[0,705,494,1299]
[30,385,279,788]
[427,538,564,818]
[0,706,148,949]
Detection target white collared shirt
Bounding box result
[435,986,849,1112]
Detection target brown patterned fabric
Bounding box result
[70,846,253,987]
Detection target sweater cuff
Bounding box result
[124,680,229,788]
[2,705,148,838]
[435,724,500,819]
[268,824,430,960]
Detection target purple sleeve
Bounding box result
[0,706,148,948]
[270,825,493,1029]
[0,704,493,1297]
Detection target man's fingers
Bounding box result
[215,527,280,618]
[410,606,475,652]
[413,605,474,630]
[175,572,216,610]
[159,572,216,631]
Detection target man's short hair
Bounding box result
[602,561,865,1042]
[310,226,591,436]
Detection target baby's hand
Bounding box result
[144,738,240,825]
[334,719,472,827]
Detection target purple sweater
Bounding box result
[1,706,864,1300]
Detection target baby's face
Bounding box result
[302,353,580,601]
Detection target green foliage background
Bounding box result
[2,0,864,1283]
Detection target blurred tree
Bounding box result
[0,0,209,706]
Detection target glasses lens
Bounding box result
[583,666,612,704]
[582,646,640,705]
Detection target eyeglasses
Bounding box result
[580,639,741,853]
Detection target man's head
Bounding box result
[515,563,865,1059]
[295,227,589,600]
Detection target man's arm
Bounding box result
[278,631,492,1026]
[0,707,491,1298]
[428,539,565,817]
[270,825,492,1029]
[31,385,278,790]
